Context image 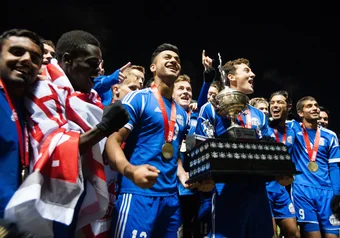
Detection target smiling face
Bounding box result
[228,63,255,94]
[150,50,181,85]
[269,95,289,121]
[61,44,102,93]
[0,36,42,89]
[298,99,320,123]
[173,80,192,110]
[318,111,329,128]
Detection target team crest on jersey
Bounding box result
[329,214,340,226]
[288,203,295,214]
[287,136,293,144]
[319,138,325,146]
[176,114,184,127]
[251,117,260,126]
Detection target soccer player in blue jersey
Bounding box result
[267,91,300,238]
[196,58,274,238]
[172,74,200,238]
[0,29,43,219]
[290,96,340,237]
[106,43,189,238]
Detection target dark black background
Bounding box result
[3,1,339,132]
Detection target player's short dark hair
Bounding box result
[210,80,224,93]
[55,30,100,61]
[269,90,292,106]
[0,28,44,54]
[222,58,250,76]
[296,96,316,113]
[42,39,56,50]
[319,105,330,115]
[151,43,179,63]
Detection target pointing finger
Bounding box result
[120,62,131,72]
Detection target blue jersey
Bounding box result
[92,69,120,106]
[291,120,340,189]
[0,88,22,218]
[188,111,198,136]
[196,102,268,138]
[267,124,296,192]
[121,88,189,196]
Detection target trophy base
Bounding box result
[186,169,302,184]
[221,125,257,140]
[184,137,302,184]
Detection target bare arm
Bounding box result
[105,127,131,173]
[78,126,107,155]
[177,157,189,188]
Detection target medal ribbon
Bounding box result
[274,127,286,144]
[0,80,29,168]
[301,123,320,162]
[151,84,176,143]
[237,109,252,128]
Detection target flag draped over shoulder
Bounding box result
[4,60,109,237]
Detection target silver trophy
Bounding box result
[211,87,256,140]
[213,87,247,124]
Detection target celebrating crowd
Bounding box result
[1,28,340,238]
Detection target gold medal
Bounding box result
[308,161,318,172]
[162,143,174,160]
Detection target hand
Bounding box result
[331,195,340,220]
[96,100,129,135]
[98,60,105,75]
[125,164,160,189]
[118,62,131,83]
[178,171,190,189]
[202,50,213,71]
[189,102,198,111]
[276,175,294,186]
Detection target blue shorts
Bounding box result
[112,193,181,238]
[292,183,340,234]
[211,182,273,238]
[267,187,296,219]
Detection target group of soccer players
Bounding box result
[2,27,339,238]
[103,43,340,238]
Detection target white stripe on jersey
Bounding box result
[198,102,215,123]
[122,89,148,120]
[329,158,340,163]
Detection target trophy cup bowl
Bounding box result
[212,88,247,126]
[211,87,256,140]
